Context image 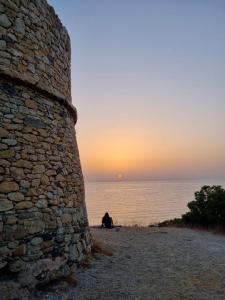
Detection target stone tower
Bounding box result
[0,0,91,297]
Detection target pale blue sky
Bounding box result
[48,0,225,181]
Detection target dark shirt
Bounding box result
[102,215,112,228]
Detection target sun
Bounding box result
[117,173,123,180]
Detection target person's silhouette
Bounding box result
[101,212,113,228]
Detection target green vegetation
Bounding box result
[182,185,225,228]
[159,185,225,229]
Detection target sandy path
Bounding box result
[37,227,225,300]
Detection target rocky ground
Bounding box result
[35,226,225,300]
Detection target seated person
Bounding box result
[101,212,113,228]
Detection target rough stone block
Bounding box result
[0,149,15,158]
[8,192,24,202]
[0,200,13,212]
[15,201,34,210]
[0,181,19,193]
[0,14,12,28]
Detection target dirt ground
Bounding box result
[35,226,225,300]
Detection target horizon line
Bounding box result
[84,177,225,183]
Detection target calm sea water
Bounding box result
[85,180,225,226]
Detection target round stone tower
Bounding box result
[0,0,90,298]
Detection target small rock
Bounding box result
[10,167,25,181]
[0,200,13,212]
[7,33,17,42]
[20,180,30,188]
[27,63,36,74]
[0,149,15,158]
[37,62,45,71]
[23,134,38,143]
[0,14,11,28]
[47,191,53,199]
[32,178,40,187]
[0,181,19,193]
[69,244,79,262]
[13,159,32,169]
[0,127,10,138]
[14,18,25,34]
[31,237,43,246]
[56,174,65,182]
[62,213,72,224]
[35,199,47,208]
[0,40,6,49]
[42,56,49,64]
[46,169,56,176]
[33,164,45,174]
[6,216,17,225]
[9,48,23,57]
[40,175,49,185]
[2,139,17,146]
[5,124,22,131]
[25,99,37,110]
[24,219,44,234]
[0,159,10,167]
[8,192,24,202]
[0,144,7,151]
[22,93,30,99]
[38,129,48,137]
[7,241,19,249]
[30,155,37,161]
[0,57,10,65]
[24,116,45,128]
[27,188,38,196]
[4,114,14,119]
[48,197,59,206]
[9,259,26,272]
[0,4,4,13]
[15,201,33,210]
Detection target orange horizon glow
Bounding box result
[78,127,225,180]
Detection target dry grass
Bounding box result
[36,274,77,293]
[78,256,92,268]
[191,271,223,290]
[174,224,225,236]
[91,238,113,256]
[159,219,225,236]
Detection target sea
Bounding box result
[85,179,225,226]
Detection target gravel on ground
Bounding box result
[35,227,225,300]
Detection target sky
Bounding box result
[48,0,225,181]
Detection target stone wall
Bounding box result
[0,1,91,299]
[0,0,72,101]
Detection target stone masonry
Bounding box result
[0,0,91,298]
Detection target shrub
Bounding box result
[91,239,113,256]
[158,218,184,227]
[182,185,225,228]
